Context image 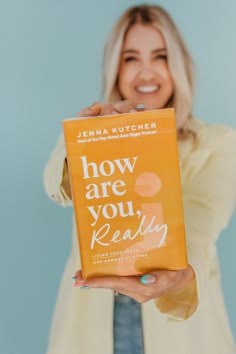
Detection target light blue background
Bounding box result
[1,1,235,354]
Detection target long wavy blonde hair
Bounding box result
[102,4,195,130]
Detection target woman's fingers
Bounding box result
[98,103,118,116]
[90,100,147,115]
[72,269,83,281]
[83,275,143,292]
[111,100,139,114]
[76,102,101,117]
[76,100,147,118]
[73,272,156,300]
[72,266,195,302]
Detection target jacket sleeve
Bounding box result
[43,133,72,207]
[155,125,236,321]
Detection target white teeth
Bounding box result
[136,85,159,93]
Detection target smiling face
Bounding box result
[118,23,174,110]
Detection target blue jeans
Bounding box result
[113,293,144,354]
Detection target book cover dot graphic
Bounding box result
[63,108,188,279]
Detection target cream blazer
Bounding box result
[44,118,236,354]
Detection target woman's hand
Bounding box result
[73,266,195,303]
[76,100,147,118]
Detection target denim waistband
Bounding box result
[113,293,144,354]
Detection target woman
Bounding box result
[44,5,236,354]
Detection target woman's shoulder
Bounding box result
[189,117,236,150]
[178,117,236,166]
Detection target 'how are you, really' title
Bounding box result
[80,155,168,249]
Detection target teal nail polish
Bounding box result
[141,274,156,285]
[80,286,90,290]
[136,104,146,110]
[72,275,78,279]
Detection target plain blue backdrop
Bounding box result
[1,1,235,354]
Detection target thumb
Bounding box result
[140,274,156,285]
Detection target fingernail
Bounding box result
[90,104,100,113]
[136,104,146,110]
[129,109,136,113]
[79,286,90,290]
[72,275,78,279]
[141,274,156,285]
[111,111,118,115]
[73,283,81,287]
[73,281,84,287]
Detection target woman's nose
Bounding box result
[138,65,156,80]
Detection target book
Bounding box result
[62,108,188,279]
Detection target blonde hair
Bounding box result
[102,4,195,130]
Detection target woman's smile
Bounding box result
[135,85,160,94]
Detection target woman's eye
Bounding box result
[124,56,137,63]
[155,54,167,61]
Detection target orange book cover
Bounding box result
[62,108,188,279]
